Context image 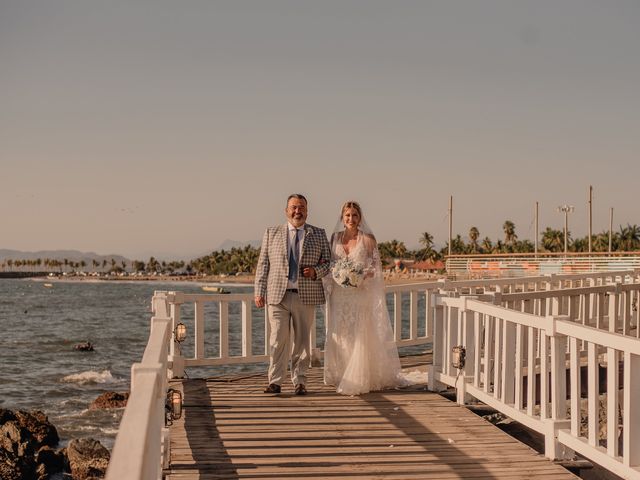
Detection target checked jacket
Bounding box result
[254,223,331,305]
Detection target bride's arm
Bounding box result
[361,234,381,281]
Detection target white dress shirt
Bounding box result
[287,223,305,289]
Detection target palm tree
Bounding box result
[419,232,434,249]
[441,235,466,256]
[514,239,534,253]
[147,256,159,273]
[619,224,640,251]
[503,220,517,246]
[378,240,407,260]
[571,237,588,253]
[541,227,564,252]
[468,227,480,253]
[481,237,493,253]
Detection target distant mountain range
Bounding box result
[0,241,261,264]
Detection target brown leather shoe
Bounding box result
[264,383,281,394]
[295,384,307,395]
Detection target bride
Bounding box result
[323,201,403,395]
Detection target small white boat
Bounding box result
[201,286,229,294]
[43,283,53,288]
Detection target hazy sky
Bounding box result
[2,1,639,259]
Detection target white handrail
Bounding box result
[165,284,439,374]
[447,254,640,277]
[430,282,640,479]
[106,292,172,480]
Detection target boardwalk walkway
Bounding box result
[165,355,577,480]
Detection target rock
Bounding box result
[0,445,36,480]
[90,391,129,410]
[74,341,94,351]
[14,410,60,447]
[67,438,110,479]
[0,409,62,479]
[35,445,67,478]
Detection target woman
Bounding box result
[323,201,403,395]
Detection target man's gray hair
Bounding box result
[287,193,307,205]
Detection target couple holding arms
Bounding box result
[254,194,403,396]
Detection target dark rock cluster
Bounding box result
[89,392,129,410]
[0,409,110,479]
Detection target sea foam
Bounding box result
[61,370,117,385]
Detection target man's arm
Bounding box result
[313,228,332,279]
[254,228,270,307]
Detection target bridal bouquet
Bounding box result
[331,258,365,288]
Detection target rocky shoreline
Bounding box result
[1,392,128,479]
[0,409,109,479]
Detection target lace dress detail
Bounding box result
[323,234,403,395]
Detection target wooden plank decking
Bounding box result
[165,355,577,479]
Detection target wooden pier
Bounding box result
[164,355,577,479]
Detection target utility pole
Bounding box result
[589,185,593,254]
[558,205,574,254]
[448,195,453,257]
[609,207,614,253]
[534,201,539,256]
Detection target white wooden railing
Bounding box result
[163,284,439,377]
[106,293,173,480]
[106,270,640,479]
[447,253,640,277]
[429,271,640,479]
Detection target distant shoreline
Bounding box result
[10,272,438,286]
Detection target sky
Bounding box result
[2,1,639,259]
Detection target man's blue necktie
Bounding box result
[288,229,300,282]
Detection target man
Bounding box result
[254,194,331,395]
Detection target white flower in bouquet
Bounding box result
[331,258,365,288]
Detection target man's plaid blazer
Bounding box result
[254,223,331,306]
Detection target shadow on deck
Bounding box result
[165,354,577,480]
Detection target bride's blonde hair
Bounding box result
[341,201,362,218]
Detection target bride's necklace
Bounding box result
[341,230,359,256]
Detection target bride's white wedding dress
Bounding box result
[323,232,403,395]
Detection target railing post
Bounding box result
[544,316,572,460]
[242,300,253,358]
[428,293,446,392]
[167,292,185,379]
[393,292,402,342]
[455,297,474,405]
[409,290,418,341]
[194,300,205,360]
[623,352,640,468]
[220,300,229,360]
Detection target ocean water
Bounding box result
[0,278,427,450]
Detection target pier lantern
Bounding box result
[165,388,183,425]
[174,322,187,343]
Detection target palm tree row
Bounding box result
[437,221,640,256]
[0,257,186,275]
[3,222,639,275]
[188,245,260,276]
